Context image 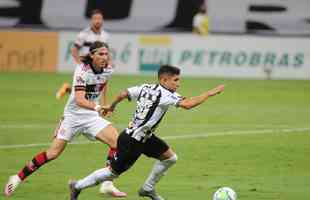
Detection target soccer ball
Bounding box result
[213,187,237,200]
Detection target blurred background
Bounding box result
[0,0,309,78]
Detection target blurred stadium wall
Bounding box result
[0,0,309,79]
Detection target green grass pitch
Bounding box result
[0,72,310,200]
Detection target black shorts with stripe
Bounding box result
[110,130,169,175]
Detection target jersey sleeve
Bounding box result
[72,65,87,91]
[74,32,85,47]
[127,85,143,101]
[163,92,183,107]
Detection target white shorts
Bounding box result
[54,114,111,142]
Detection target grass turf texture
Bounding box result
[0,72,309,200]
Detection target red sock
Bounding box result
[106,148,117,166]
[18,151,49,181]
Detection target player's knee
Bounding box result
[109,140,117,149]
[96,126,118,148]
[167,154,178,165]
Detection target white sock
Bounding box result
[143,154,177,191]
[75,167,117,190]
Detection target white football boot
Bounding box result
[99,181,127,197]
[4,175,22,197]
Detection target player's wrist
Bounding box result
[110,102,117,111]
[94,104,102,112]
[206,91,212,98]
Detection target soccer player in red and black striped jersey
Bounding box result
[4,42,126,198]
[56,9,110,100]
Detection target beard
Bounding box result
[93,23,102,30]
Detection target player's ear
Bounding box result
[90,53,95,60]
[160,74,168,82]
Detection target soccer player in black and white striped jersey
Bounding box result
[69,65,225,200]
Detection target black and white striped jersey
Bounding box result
[126,84,183,142]
[74,27,110,56]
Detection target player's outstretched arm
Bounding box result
[108,90,130,112]
[178,84,224,110]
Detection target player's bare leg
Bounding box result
[139,148,177,200]
[4,139,67,197]
[56,82,71,100]
[95,125,127,197]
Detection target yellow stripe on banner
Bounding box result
[139,35,172,45]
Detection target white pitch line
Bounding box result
[0,123,293,129]
[0,127,309,150]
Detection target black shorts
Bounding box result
[110,130,169,174]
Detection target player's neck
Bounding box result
[90,63,103,74]
[159,83,174,93]
[91,27,101,34]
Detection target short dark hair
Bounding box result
[91,9,103,17]
[158,65,180,78]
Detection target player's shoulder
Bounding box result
[82,27,92,33]
[159,85,182,99]
[76,63,91,73]
[129,83,154,91]
[101,29,109,36]
[141,83,157,89]
[102,65,114,74]
[99,29,110,42]
[78,27,92,36]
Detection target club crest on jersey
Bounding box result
[81,64,90,72]
[76,76,85,85]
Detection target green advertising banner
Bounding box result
[58,33,310,79]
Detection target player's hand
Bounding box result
[207,84,225,97]
[99,105,114,117]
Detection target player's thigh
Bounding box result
[143,134,170,160]
[54,116,80,142]
[83,116,117,146]
[96,125,119,148]
[111,131,142,175]
[95,125,119,148]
